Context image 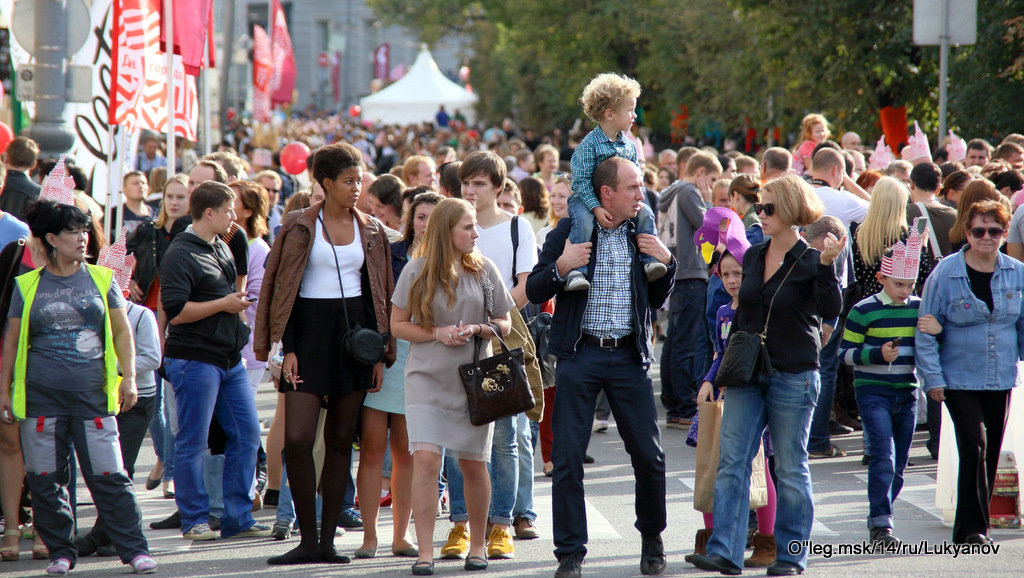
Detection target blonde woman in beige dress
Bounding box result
[391,199,514,575]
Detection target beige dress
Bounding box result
[392,256,515,461]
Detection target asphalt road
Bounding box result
[3,342,1023,576]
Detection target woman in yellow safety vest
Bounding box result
[0,199,155,575]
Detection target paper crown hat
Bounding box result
[40,155,77,206]
[879,217,925,280]
[868,136,895,171]
[901,121,931,164]
[946,130,967,163]
[97,227,137,295]
[694,207,750,267]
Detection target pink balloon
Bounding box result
[280,142,311,175]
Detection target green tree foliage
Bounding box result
[368,0,1024,143]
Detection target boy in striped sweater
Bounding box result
[839,224,925,548]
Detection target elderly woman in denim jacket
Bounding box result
[916,199,1024,546]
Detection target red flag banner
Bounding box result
[252,25,272,122]
[111,0,199,140]
[271,0,296,105]
[159,0,212,76]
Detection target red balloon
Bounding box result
[0,122,14,154]
[280,142,311,175]
[348,105,362,118]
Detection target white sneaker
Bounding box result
[183,523,216,541]
[644,262,668,282]
[564,271,590,291]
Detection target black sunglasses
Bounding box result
[753,202,775,217]
[968,227,1005,239]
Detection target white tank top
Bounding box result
[299,215,364,298]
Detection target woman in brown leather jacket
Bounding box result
[255,143,395,565]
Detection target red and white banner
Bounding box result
[271,0,296,106]
[110,0,199,140]
[252,25,272,122]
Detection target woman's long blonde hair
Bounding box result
[155,174,189,229]
[856,176,908,265]
[408,198,484,330]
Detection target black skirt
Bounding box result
[281,296,376,397]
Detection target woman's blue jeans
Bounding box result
[706,370,820,570]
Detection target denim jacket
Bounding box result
[915,246,1024,392]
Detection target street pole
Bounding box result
[163,0,175,186]
[23,0,75,156]
[937,0,949,146]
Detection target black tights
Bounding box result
[943,389,1010,542]
[283,389,364,554]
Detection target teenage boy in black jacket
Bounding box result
[159,182,269,541]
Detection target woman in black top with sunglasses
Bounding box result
[691,176,843,576]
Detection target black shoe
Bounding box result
[74,531,103,557]
[208,516,221,532]
[767,560,804,575]
[870,527,900,546]
[964,533,993,545]
[555,554,583,577]
[465,555,488,571]
[267,545,321,565]
[829,421,854,435]
[689,553,741,575]
[411,560,435,575]
[640,534,666,575]
[256,463,268,495]
[320,546,351,564]
[264,489,280,507]
[150,510,181,530]
[861,454,870,466]
[337,508,363,529]
[583,454,595,464]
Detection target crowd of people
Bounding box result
[0,69,1021,577]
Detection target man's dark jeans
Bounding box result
[660,280,710,420]
[551,342,666,560]
[808,320,843,453]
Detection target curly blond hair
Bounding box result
[580,73,641,123]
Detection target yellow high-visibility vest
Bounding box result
[11,265,118,420]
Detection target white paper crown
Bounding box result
[40,155,77,206]
[946,130,967,163]
[880,218,924,280]
[868,136,894,171]
[97,226,137,295]
[901,121,931,164]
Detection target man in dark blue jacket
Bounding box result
[527,157,675,577]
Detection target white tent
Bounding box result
[359,45,477,125]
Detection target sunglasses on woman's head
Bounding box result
[968,227,1005,239]
[753,202,775,217]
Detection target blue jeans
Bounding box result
[448,414,519,524]
[204,453,226,519]
[808,320,843,452]
[552,343,665,559]
[660,280,711,420]
[165,358,260,536]
[855,385,917,530]
[147,376,175,480]
[567,193,658,275]
[513,412,537,522]
[706,369,820,570]
[276,461,322,525]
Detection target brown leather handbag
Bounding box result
[459,323,535,426]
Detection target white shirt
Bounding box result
[476,215,537,291]
[299,216,364,298]
[814,185,869,228]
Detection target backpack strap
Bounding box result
[510,215,520,288]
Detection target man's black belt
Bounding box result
[582,333,634,349]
